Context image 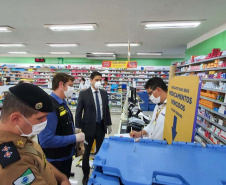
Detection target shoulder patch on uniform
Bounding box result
[0,141,21,168]
[13,168,35,185]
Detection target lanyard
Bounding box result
[154,104,166,124]
[151,103,166,136]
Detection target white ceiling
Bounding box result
[0,0,226,58]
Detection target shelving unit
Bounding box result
[174,55,226,146]
[0,65,169,112]
[196,122,226,144]
[196,129,214,144]
[107,92,122,115]
[0,66,169,91]
[198,113,226,132]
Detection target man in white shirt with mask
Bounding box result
[79,77,86,91]
[130,77,167,140]
[75,71,112,185]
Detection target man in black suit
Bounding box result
[75,71,112,185]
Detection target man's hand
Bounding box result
[75,132,85,142]
[129,130,141,138]
[107,125,112,134]
[74,128,80,134]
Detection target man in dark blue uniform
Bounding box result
[39,73,85,178]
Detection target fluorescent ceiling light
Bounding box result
[47,43,79,47]
[0,44,25,47]
[90,52,116,55]
[0,26,15,32]
[137,52,162,56]
[44,24,97,31]
[141,21,201,29]
[105,42,142,47]
[8,51,28,54]
[50,52,71,54]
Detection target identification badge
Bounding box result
[153,121,156,125]
[60,110,67,116]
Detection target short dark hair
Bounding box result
[68,75,75,82]
[104,77,108,81]
[90,72,102,80]
[1,93,38,121]
[144,77,168,92]
[18,80,24,84]
[52,73,74,90]
[81,77,86,82]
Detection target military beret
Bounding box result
[9,83,54,112]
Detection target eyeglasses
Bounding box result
[148,90,154,96]
[148,87,160,96]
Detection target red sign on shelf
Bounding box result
[102,61,111,67]
[127,61,137,68]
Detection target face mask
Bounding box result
[64,86,74,98]
[150,94,161,104]
[17,115,47,137]
[94,81,101,89]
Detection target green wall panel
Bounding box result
[0,57,181,66]
[185,30,226,60]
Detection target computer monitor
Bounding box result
[129,87,136,104]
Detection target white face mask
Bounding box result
[17,115,47,137]
[94,81,101,89]
[64,86,74,98]
[150,94,161,104]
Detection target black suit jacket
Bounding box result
[75,87,112,137]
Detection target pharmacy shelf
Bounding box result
[109,77,150,79]
[175,67,226,74]
[199,105,226,119]
[194,137,206,147]
[175,55,226,68]
[12,77,52,80]
[3,73,53,76]
[196,130,214,144]
[101,69,169,72]
[72,72,169,76]
[201,87,226,94]
[197,113,226,132]
[197,122,226,144]
[201,78,226,82]
[200,96,226,106]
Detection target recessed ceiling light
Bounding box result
[0,26,15,32]
[8,51,28,54]
[50,52,71,54]
[44,24,97,31]
[105,42,142,47]
[47,43,79,47]
[137,52,162,56]
[141,21,201,29]
[0,44,25,47]
[90,52,116,55]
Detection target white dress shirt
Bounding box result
[91,86,103,120]
[79,82,86,91]
[143,99,167,140]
